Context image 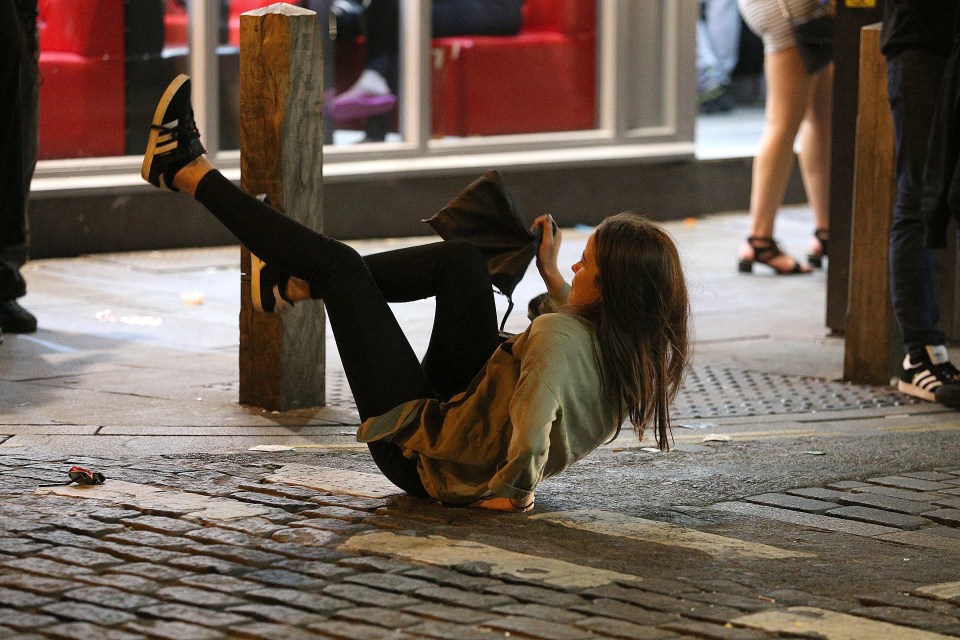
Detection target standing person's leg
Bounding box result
[887,50,946,354]
[698,0,740,112]
[885,49,959,408]
[0,0,27,285]
[431,0,523,37]
[363,241,500,399]
[738,45,813,274]
[364,0,400,90]
[0,0,39,334]
[706,0,741,85]
[797,64,832,266]
[328,0,397,127]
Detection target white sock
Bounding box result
[925,345,950,365]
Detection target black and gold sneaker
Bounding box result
[250,254,292,314]
[141,74,206,191]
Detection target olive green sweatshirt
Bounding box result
[356,312,622,504]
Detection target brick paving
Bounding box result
[736,469,960,537]
[1,453,960,639]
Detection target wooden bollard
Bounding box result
[843,24,899,385]
[238,3,325,410]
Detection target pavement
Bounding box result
[2,206,960,640]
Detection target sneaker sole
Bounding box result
[250,253,267,313]
[141,74,191,188]
[897,379,937,403]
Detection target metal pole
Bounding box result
[188,0,220,155]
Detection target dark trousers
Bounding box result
[194,171,500,495]
[0,0,38,298]
[886,50,949,352]
[365,0,524,90]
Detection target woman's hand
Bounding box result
[531,215,566,299]
[468,492,535,513]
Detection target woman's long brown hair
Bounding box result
[576,213,690,450]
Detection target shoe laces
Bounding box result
[150,110,201,145]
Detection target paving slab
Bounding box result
[340,531,643,590]
[914,582,960,603]
[710,501,901,537]
[263,464,402,498]
[836,492,938,515]
[733,606,954,639]
[531,509,811,559]
[922,509,960,527]
[867,476,958,492]
[854,485,945,502]
[825,506,929,530]
[744,492,840,514]
[785,487,849,501]
[874,531,960,553]
[932,497,960,509]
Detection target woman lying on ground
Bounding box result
[141,75,690,512]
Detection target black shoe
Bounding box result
[250,254,292,314]
[808,228,829,269]
[899,345,960,409]
[141,74,206,191]
[0,262,26,299]
[699,86,735,114]
[0,300,37,333]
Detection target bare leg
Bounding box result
[285,276,312,302]
[798,64,833,258]
[740,46,813,273]
[172,156,215,196]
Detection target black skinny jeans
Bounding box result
[194,171,500,496]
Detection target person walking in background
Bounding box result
[0,0,40,341]
[882,0,960,409]
[697,0,741,114]
[736,0,832,275]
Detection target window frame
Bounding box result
[31,0,698,192]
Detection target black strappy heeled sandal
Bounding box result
[738,236,810,275]
[807,228,829,269]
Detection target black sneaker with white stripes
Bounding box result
[898,345,960,409]
[141,74,206,191]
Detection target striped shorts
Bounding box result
[737,0,822,53]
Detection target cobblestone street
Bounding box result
[2,451,960,639]
[3,212,959,639]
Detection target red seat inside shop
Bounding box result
[36,0,597,159]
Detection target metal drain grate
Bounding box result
[325,364,918,419]
[673,365,916,419]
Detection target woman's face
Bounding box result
[569,233,602,307]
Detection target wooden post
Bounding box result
[238,3,325,410]
[843,24,900,385]
[825,1,883,334]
